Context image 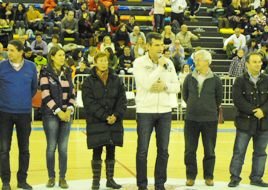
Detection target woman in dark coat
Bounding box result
[82,52,127,190]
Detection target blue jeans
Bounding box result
[136,112,172,188]
[229,130,268,182]
[0,111,32,183]
[43,115,71,178]
[154,14,165,32]
[184,120,218,180]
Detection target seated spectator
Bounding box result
[243,39,259,54]
[34,52,48,69]
[71,48,84,67]
[179,64,191,85]
[132,36,146,58]
[46,6,64,37]
[61,10,79,43]
[226,0,247,28]
[31,33,48,56]
[161,25,176,49]
[223,27,246,58]
[75,61,90,75]
[212,0,229,28]
[244,17,263,41]
[0,42,7,61]
[228,48,246,77]
[118,46,134,75]
[24,47,36,62]
[258,41,268,70]
[78,12,94,46]
[57,0,73,10]
[3,3,14,27]
[107,5,120,33]
[169,39,185,73]
[254,8,267,30]
[47,34,62,53]
[100,35,115,52]
[43,0,57,15]
[126,16,137,33]
[175,24,199,56]
[26,5,44,32]
[115,23,130,57]
[260,25,268,43]
[84,46,98,67]
[105,47,118,71]
[100,0,116,9]
[186,46,202,71]
[76,2,90,19]
[129,26,146,46]
[13,3,26,31]
[163,48,181,73]
[18,35,31,49]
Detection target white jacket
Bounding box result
[133,53,180,113]
[171,0,187,14]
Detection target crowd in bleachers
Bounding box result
[0,0,267,77]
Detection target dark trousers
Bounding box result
[229,130,268,182]
[171,12,184,27]
[136,112,172,188]
[93,145,115,161]
[154,14,165,32]
[43,115,71,178]
[0,111,32,183]
[184,120,218,180]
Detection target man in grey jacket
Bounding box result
[182,49,223,187]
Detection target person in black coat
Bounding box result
[82,52,127,190]
[228,52,268,188]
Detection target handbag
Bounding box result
[32,90,42,108]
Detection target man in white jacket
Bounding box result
[133,32,180,190]
[170,0,187,27]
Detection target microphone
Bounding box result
[158,53,168,70]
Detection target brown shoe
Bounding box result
[205,179,214,186]
[186,179,195,186]
[46,178,55,188]
[59,178,69,189]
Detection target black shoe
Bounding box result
[59,178,69,189]
[138,187,148,190]
[17,182,32,190]
[228,179,240,187]
[2,183,11,190]
[46,177,55,188]
[250,180,268,187]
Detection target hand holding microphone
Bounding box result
[157,53,168,69]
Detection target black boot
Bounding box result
[105,160,122,189]
[91,160,102,190]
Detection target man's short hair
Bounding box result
[245,52,262,63]
[94,52,107,63]
[8,40,24,52]
[146,32,162,45]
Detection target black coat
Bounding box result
[233,72,268,133]
[82,68,127,149]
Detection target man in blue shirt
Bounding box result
[0,40,38,190]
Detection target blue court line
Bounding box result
[30,127,237,133]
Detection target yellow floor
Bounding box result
[7,120,267,187]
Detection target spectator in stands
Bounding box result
[161,25,176,49]
[228,48,246,77]
[258,41,268,70]
[254,8,267,30]
[105,47,118,71]
[132,36,146,58]
[107,5,120,33]
[43,0,57,15]
[212,0,229,29]
[39,46,75,189]
[179,64,191,85]
[47,7,64,37]
[115,23,130,57]
[163,48,181,73]
[189,0,201,22]
[88,0,99,20]
[176,24,199,56]
[100,0,116,8]
[226,0,247,28]
[13,3,27,32]
[129,26,146,46]
[260,25,268,43]
[100,35,115,52]
[73,0,85,10]
[18,35,31,49]
[170,0,187,27]
[243,39,259,55]
[228,52,268,188]
[223,27,246,59]
[75,61,90,75]
[118,46,134,75]
[57,0,73,10]
[23,47,36,62]
[0,40,38,190]
[76,2,90,19]
[34,51,48,68]
[0,42,7,61]
[126,15,137,33]
[153,0,168,33]
[169,40,185,73]
[71,48,84,67]
[3,3,14,27]
[183,49,223,187]
[133,32,180,190]
[31,33,48,56]
[61,10,79,44]
[244,17,263,41]
[47,34,63,53]
[84,46,98,66]
[26,5,44,32]
[82,51,126,190]
[78,12,94,46]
